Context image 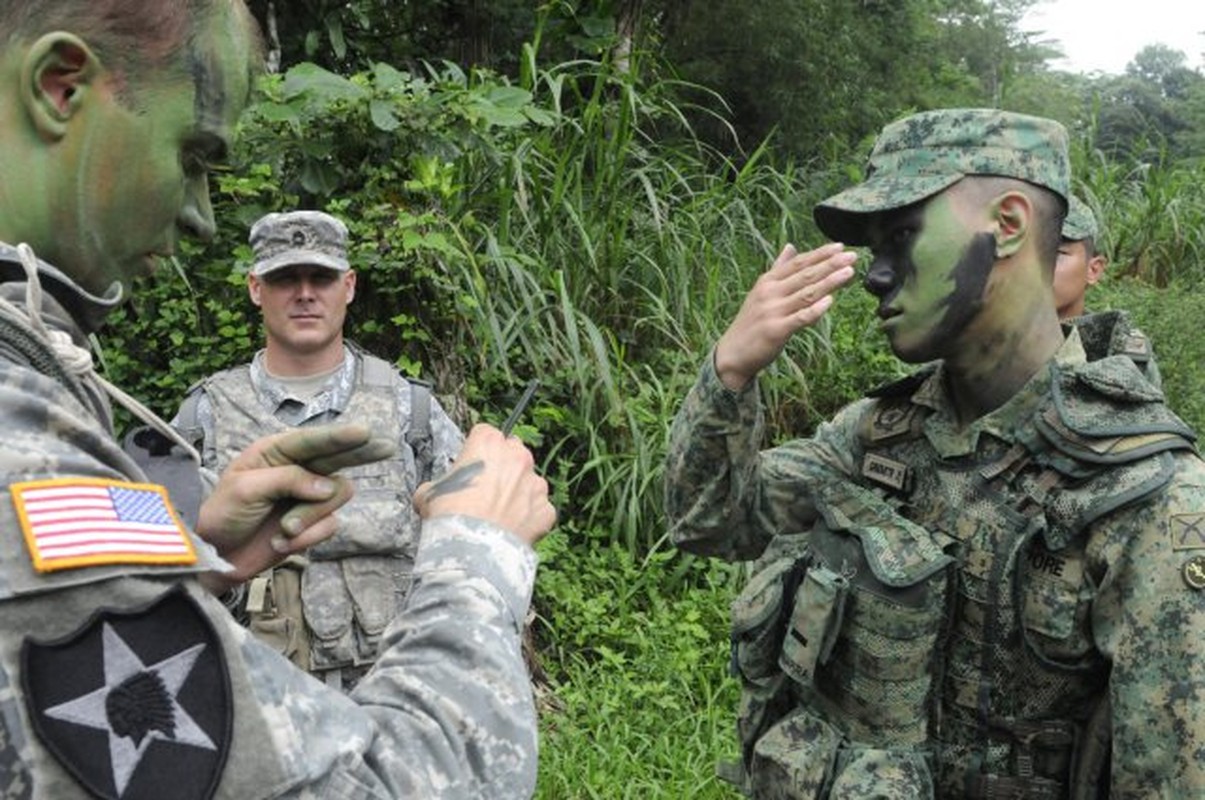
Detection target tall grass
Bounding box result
[418,58,859,554]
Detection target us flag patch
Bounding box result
[10,478,196,573]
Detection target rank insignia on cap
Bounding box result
[21,586,231,800]
[10,478,195,573]
[1183,555,1205,590]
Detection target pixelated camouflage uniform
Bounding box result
[174,345,463,690]
[666,329,1205,798]
[667,109,1205,798]
[0,245,538,798]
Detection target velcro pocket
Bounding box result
[779,565,848,688]
[749,706,842,799]
[731,556,799,682]
[830,745,935,799]
[302,560,357,668]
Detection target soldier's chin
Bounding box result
[886,334,934,364]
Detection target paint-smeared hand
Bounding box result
[714,242,857,390]
[195,423,395,592]
[414,423,555,546]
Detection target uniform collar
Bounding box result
[0,242,124,335]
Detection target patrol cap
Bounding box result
[249,211,350,276]
[814,108,1071,245]
[1062,195,1098,241]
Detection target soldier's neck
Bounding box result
[943,309,1064,427]
[263,339,346,378]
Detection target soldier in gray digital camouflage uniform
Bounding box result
[173,210,465,691]
[665,108,1205,797]
[0,1,555,797]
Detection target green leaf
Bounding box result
[370,98,401,131]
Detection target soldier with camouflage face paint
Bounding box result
[0,1,554,797]
[1057,196,1162,388]
[665,109,1205,797]
[173,210,465,692]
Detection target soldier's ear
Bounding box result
[345,270,356,303]
[991,191,1032,259]
[20,33,102,141]
[248,274,263,306]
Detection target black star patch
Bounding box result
[20,586,231,800]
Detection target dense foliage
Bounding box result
[98,3,1205,794]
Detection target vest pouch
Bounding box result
[731,556,804,682]
[301,560,358,670]
[780,565,848,689]
[246,558,311,670]
[829,745,934,799]
[343,555,409,662]
[315,474,416,560]
[748,705,842,799]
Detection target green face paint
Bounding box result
[16,10,253,295]
[865,191,995,363]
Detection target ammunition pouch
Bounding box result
[246,556,311,671]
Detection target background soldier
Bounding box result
[665,109,1205,797]
[1054,195,1107,320]
[175,210,464,691]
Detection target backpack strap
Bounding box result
[350,342,436,483]
[407,379,434,483]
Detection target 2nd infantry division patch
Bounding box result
[20,586,230,800]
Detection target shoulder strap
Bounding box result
[348,342,436,481]
[175,385,205,434]
[407,379,434,483]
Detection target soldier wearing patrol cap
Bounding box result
[173,209,465,692]
[1055,195,1107,321]
[1055,196,1164,388]
[665,108,1205,798]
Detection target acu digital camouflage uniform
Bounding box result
[0,243,538,797]
[174,343,463,690]
[665,110,1205,798]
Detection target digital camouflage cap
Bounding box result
[814,108,1071,245]
[249,211,350,277]
[1062,195,1099,241]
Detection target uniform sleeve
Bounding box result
[1,360,540,798]
[664,350,864,562]
[170,387,218,470]
[251,514,540,798]
[1089,452,1205,795]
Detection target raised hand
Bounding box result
[714,242,857,390]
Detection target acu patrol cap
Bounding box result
[250,210,350,276]
[1062,195,1099,241]
[814,108,1071,245]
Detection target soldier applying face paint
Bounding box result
[0,2,554,797]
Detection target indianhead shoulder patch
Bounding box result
[20,586,231,800]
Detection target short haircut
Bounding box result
[961,175,1066,273]
[1,0,262,104]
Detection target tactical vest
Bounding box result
[202,352,424,689]
[729,354,1195,799]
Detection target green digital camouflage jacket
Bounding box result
[665,324,1205,798]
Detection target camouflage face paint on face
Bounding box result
[33,8,252,295]
[865,191,994,363]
